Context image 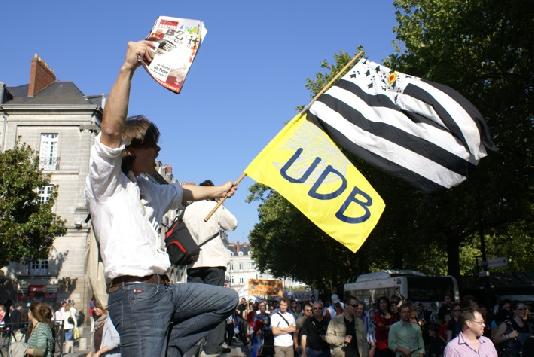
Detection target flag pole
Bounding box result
[204,172,247,222]
[204,50,364,222]
[300,50,365,114]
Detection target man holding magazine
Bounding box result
[85,40,238,357]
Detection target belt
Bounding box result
[108,274,169,293]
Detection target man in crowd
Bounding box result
[183,178,238,355]
[354,301,371,357]
[85,40,238,357]
[388,303,424,357]
[252,301,273,357]
[272,298,296,357]
[444,308,497,356]
[326,296,359,357]
[295,303,313,356]
[302,302,330,357]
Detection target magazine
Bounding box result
[143,16,207,93]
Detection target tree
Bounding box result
[247,0,533,289]
[388,0,534,276]
[0,144,66,267]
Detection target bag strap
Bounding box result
[198,230,222,248]
[277,312,291,326]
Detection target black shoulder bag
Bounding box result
[164,212,220,266]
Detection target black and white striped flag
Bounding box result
[309,59,495,192]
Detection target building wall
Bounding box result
[3,108,99,309]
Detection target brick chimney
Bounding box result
[28,54,56,97]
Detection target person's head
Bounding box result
[460,308,485,337]
[279,298,289,313]
[513,302,528,320]
[240,298,246,305]
[122,115,161,175]
[399,303,412,322]
[391,295,401,306]
[28,302,52,325]
[451,302,461,318]
[334,302,343,315]
[290,300,297,311]
[303,303,313,317]
[0,305,5,319]
[294,301,302,313]
[354,301,365,319]
[93,298,107,318]
[343,296,357,317]
[378,297,390,313]
[312,302,323,319]
[258,301,266,313]
[501,299,512,312]
[444,295,452,304]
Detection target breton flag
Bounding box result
[309,59,495,192]
[245,112,385,253]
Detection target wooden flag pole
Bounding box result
[300,50,365,115]
[203,50,364,222]
[204,172,247,222]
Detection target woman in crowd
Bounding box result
[90,300,120,357]
[25,302,54,357]
[494,302,532,356]
[373,297,397,357]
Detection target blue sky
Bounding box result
[1,1,397,242]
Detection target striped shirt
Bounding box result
[27,322,54,357]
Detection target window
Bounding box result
[38,185,54,204]
[39,133,59,170]
[30,259,49,276]
[240,277,244,284]
[239,263,243,270]
[229,264,233,271]
[231,277,234,284]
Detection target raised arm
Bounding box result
[100,41,154,148]
[182,182,237,203]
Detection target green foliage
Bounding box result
[247,0,533,290]
[0,144,66,266]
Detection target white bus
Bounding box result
[344,270,459,305]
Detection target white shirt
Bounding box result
[271,311,296,347]
[61,307,76,330]
[85,134,183,279]
[183,200,237,269]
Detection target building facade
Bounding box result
[0,55,103,308]
[226,241,307,298]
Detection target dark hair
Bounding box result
[378,296,391,312]
[28,302,53,336]
[280,298,290,305]
[459,308,479,329]
[121,115,160,173]
[199,179,214,186]
[345,295,357,304]
[400,302,412,312]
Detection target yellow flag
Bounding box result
[245,112,385,253]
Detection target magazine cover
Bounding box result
[143,16,207,93]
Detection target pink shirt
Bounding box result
[444,332,497,357]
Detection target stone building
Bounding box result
[226,241,307,298]
[0,55,103,308]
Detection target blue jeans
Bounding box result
[108,281,238,357]
[187,267,227,354]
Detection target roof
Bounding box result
[3,81,102,106]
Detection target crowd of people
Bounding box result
[224,295,534,357]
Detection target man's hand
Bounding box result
[216,181,238,199]
[101,40,155,148]
[122,40,155,72]
[344,335,352,343]
[396,346,411,356]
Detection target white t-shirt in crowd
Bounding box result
[271,311,296,347]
